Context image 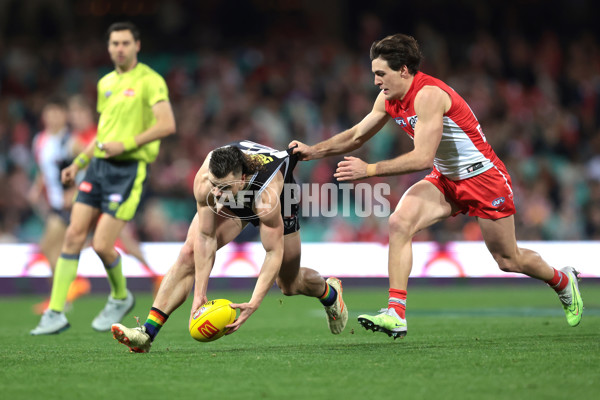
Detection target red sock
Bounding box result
[545,268,569,292]
[388,288,407,319]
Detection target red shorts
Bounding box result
[424,164,516,220]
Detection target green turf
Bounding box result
[2,282,599,400]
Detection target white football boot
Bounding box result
[91,290,135,331]
[111,323,151,353]
[324,277,348,334]
[30,309,70,335]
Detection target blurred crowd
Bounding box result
[1,0,599,244]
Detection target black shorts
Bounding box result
[76,158,148,221]
[282,210,300,235]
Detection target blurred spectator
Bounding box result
[0,0,599,243]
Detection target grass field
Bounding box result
[2,280,599,400]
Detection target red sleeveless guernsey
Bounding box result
[385,72,501,180]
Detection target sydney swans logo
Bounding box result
[206,179,279,220]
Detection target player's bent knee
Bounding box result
[279,287,296,296]
[275,278,296,296]
[388,211,414,237]
[63,226,87,248]
[91,241,113,259]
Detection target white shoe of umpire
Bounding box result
[111,323,151,353]
[30,309,70,335]
[324,277,348,334]
[91,290,135,332]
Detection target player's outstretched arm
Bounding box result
[289,91,390,161]
[335,86,447,180]
[189,204,217,324]
[227,182,284,334]
[189,166,219,324]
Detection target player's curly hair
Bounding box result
[370,33,423,75]
[209,146,264,178]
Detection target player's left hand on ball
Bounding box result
[225,302,258,334]
[334,156,368,181]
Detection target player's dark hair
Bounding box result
[106,21,140,42]
[209,146,263,178]
[370,34,423,74]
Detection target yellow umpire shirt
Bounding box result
[96,62,169,163]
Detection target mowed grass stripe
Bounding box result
[1,283,599,400]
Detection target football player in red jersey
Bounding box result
[290,33,582,338]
